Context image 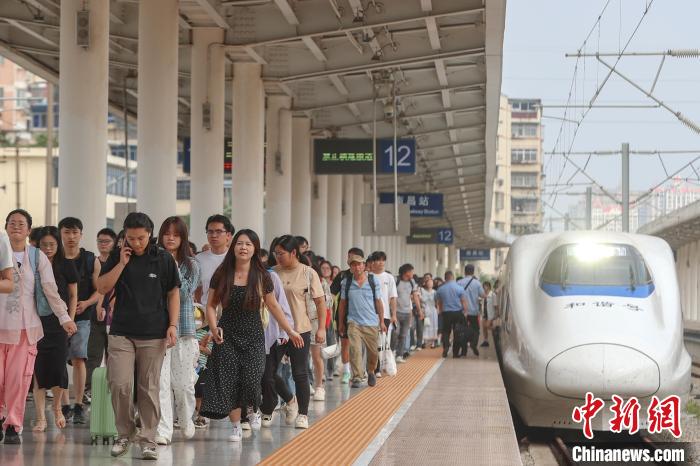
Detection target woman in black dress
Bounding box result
[32,226,78,431]
[200,229,303,442]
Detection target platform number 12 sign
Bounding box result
[437,228,453,244]
[378,139,416,174]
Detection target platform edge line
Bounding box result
[351,357,445,466]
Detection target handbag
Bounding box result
[257,282,270,329]
[380,332,397,377]
[424,316,432,328]
[28,246,53,317]
[321,342,341,360]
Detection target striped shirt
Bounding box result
[195,327,212,370]
[177,258,201,337]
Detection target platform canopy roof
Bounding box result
[0,0,510,248]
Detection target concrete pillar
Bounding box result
[341,175,355,254]
[436,246,447,278]
[427,244,436,276]
[190,28,225,248]
[231,63,265,234]
[326,177,343,267]
[448,245,457,275]
[136,0,179,227]
[58,0,109,241]
[353,176,364,250]
[264,94,292,245]
[310,175,328,256]
[291,117,312,238]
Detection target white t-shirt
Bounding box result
[374,271,398,320]
[195,249,227,306]
[0,231,12,270]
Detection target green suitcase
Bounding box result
[89,367,118,445]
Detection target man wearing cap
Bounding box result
[337,253,386,388]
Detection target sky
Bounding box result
[501,0,700,227]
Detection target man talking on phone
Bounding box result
[97,212,181,460]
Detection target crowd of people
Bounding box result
[0,208,500,460]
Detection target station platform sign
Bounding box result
[460,249,491,261]
[314,138,416,175]
[407,228,453,245]
[378,192,443,217]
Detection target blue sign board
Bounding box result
[460,249,491,261]
[378,192,443,217]
[407,228,453,245]
[313,138,416,174]
[377,139,416,174]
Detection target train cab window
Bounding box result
[540,243,653,297]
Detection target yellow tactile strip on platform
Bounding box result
[259,349,441,466]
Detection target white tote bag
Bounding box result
[321,342,341,360]
[380,332,397,377]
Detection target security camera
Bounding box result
[383,101,394,120]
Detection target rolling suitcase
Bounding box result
[89,367,118,445]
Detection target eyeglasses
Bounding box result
[97,239,114,245]
[206,229,227,236]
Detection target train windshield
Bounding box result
[540,243,654,297]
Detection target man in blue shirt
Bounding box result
[457,264,486,356]
[436,271,469,358]
[338,253,386,388]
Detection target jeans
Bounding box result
[466,315,480,351]
[263,332,311,416]
[412,308,424,348]
[392,313,411,356]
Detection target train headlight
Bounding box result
[570,243,616,262]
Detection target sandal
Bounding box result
[53,408,66,429]
[32,418,48,432]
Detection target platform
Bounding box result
[1,344,520,466]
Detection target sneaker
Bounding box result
[309,384,315,395]
[375,371,382,378]
[473,348,480,357]
[261,413,275,428]
[403,352,410,359]
[82,391,91,405]
[228,424,242,442]
[480,341,489,347]
[295,414,309,429]
[368,372,377,387]
[241,421,251,431]
[72,404,86,424]
[110,437,130,457]
[141,444,158,460]
[46,390,54,399]
[194,416,208,429]
[313,386,326,401]
[341,372,351,384]
[351,379,361,388]
[248,410,262,430]
[396,356,405,363]
[441,350,448,358]
[409,345,416,351]
[62,404,74,423]
[416,346,423,352]
[173,418,181,429]
[155,436,171,445]
[4,426,20,444]
[183,420,196,439]
[284,397,299,425]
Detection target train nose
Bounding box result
[545,344,660,399]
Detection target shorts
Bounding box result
[195,369,207,398]
[67,320,91,360]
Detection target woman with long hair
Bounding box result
[419,274,439,349]
[154,217,201,444]
[272,235,327,428]
[32,226,79,431]
[200,229,302,442]
[318,260,337,381]
[0,210,76,444]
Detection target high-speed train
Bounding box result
[497,231,691,431]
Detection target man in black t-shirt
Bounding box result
[58,217,101,424]
[97,212,180,461]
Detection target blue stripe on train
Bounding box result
[541,283,655,298]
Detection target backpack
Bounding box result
[76,248,96,300]
[344,272,379,315]
[27,245,53,317]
